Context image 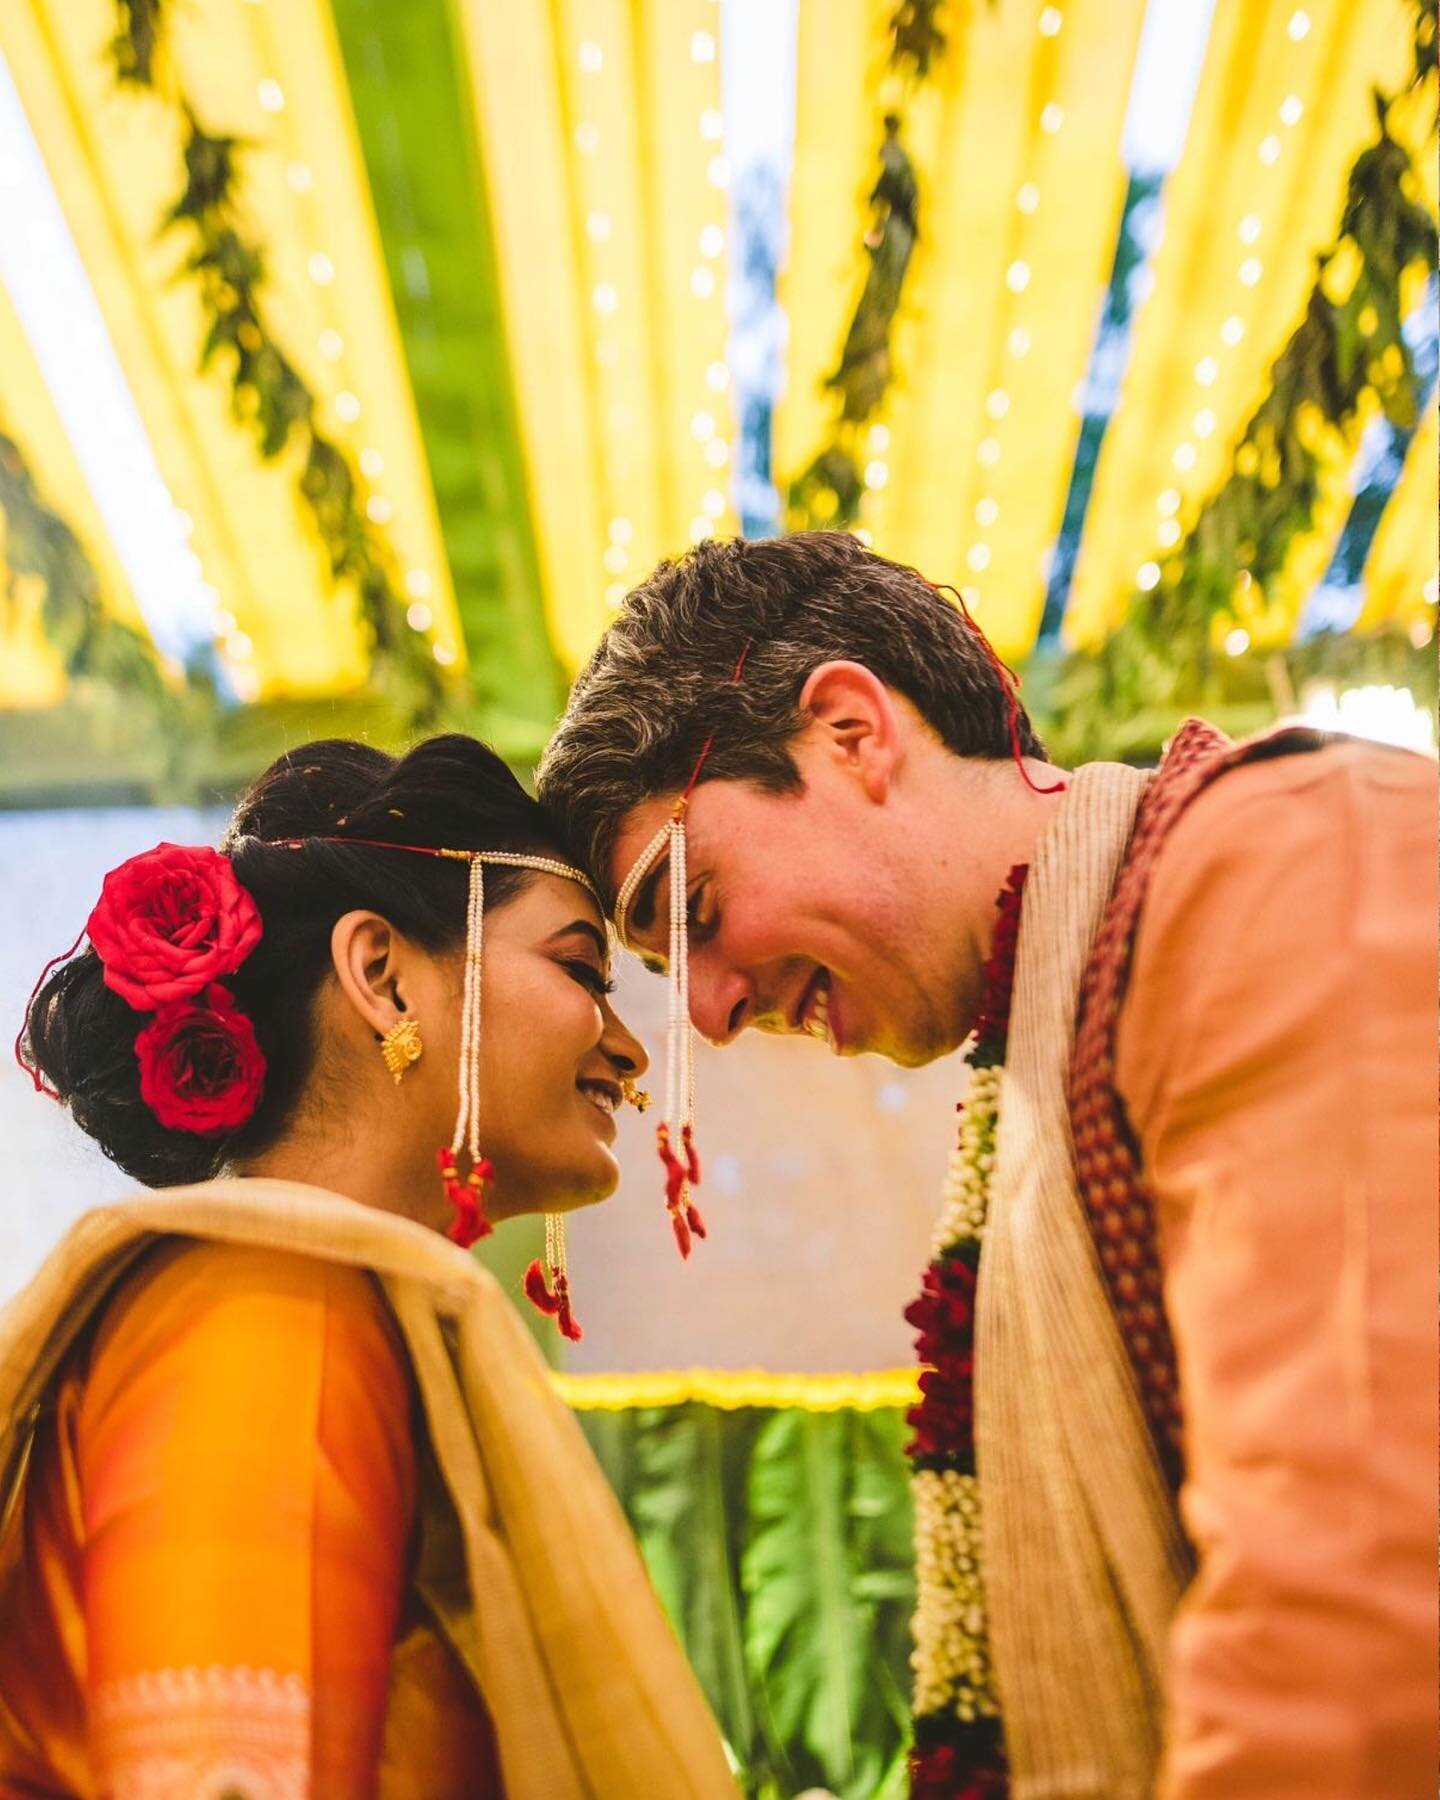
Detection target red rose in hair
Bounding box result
[87,843,262,1011]
[134,984,266,1134]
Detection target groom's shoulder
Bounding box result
[1156,732,1433,881]
[1130,733,1434,977]
[1114,736,1434,1126]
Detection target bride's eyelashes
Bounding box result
[561,958,617,998]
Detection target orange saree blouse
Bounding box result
[0,1237,500,1798]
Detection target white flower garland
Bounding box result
[910,1059,1004,1726]
[927,1064,1001,1258]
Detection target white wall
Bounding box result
[0,808,227,1302]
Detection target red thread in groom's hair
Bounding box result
[681,637,755,804]
[935,584,1065,797]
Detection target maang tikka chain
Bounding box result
[612,639,753,1261]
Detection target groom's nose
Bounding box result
[688,963,752,1046]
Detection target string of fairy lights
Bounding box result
[242,16,453,685]
[950,0,1070,614]
[0,46,221,677]
[1135,6,1319,660]
[567,3,733,614]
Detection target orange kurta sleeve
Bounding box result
[1115,742,1438,1798]
[77,1238,418,1797]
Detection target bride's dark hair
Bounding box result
[21,735,572,1188]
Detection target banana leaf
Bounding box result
[741,1410,914,1800]
[577,1400,915,1800]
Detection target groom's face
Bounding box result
[606,739,971,1068]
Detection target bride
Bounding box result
[0,733,737,1798]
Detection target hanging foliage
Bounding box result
[785,6,957,532]
[112,1,449,727]
[0,428,168,710]
[1050,1,1438,741]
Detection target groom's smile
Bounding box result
[601,703,982,1070]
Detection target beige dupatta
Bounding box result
[0,1178,739,1799]
[975,763,1194,1797]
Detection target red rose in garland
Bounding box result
[906,1355,976,1460]
[87,843,263,1011]
[905,1254,978,1354]
[905,1255,979,1459]
[135,983,266,1134]
[969,865,1027,1053]
[910,1742,1007,1800]
[905,865,1029,1797]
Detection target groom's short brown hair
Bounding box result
[538,530,1048,897]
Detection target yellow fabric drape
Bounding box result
[457,0,734,677]
[777,0,1148,661]
[1065,0,1416,649]
[773,0,892,492]
[0,1180,741,1799]
[0,275,138,708]
[205,0,462,669]
[1,0,457,700]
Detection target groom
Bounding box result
[539,531,1437,1798]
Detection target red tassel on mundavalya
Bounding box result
[524,1259,562,1313]
[658,1123,687,1208]
[523,1261,582,1341]
[658,1123,706,1260]
[680,1123,707,1243]
[437,1147,494,1249]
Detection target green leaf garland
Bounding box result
[1051,3,1438,734]
[784,7,954,532]
[113,1,450,727]
[0,426,166,709]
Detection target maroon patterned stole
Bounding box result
[1069,717,1334,1490]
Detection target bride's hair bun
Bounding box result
[22,735,571,1186]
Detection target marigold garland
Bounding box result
[905,864,1027,1797]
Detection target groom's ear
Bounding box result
[796,660,901,803]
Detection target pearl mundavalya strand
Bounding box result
[614,804,707,1259]
[274,836,598,1336]
[610,639,755,1261]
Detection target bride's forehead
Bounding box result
[495,869,604,930]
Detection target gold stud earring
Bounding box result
[621,1079,651,1113]
[380,1016,423,1084]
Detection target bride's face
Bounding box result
[444,873,646,1219]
